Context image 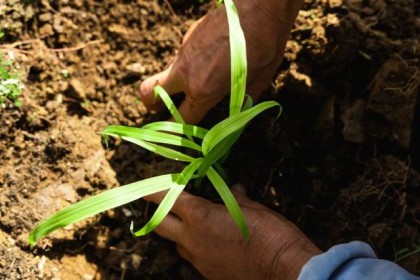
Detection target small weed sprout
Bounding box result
[394,242,420,263]
[60,69,69,78]
[29,0,281,245]
[0,32,23,108]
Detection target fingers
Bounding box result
[231,184,254,207]
[143,190,167,204]
[143,190,205,218]
[144,184,266,218]
[140,64,184,110]
[177,95,220,124]
[231,184,267,210]
[144,190,208,244]
[154,213,184,243]
[176,245,193,263]
[140,65,219,124]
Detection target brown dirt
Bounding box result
[0,0,419,279]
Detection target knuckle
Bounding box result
[183,200,211,223]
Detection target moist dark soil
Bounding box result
[1,0,419,279]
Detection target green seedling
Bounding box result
[0,33,23,108]
[29,0,281,245]
[60,69,69,78]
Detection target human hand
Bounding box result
[140,0,304,124]
[144,184,321,280]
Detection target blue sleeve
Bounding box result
[298,241,419,280]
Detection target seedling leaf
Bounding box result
[202,101,281,155]
[154,85,185,124]
[29,174,182,245]
[131,158,203,236]
[142,121,208,139]
[102,133,195,162]
[225,0,247,116]
[206,166,250,239]
[102,125,202,151]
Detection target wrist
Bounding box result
[270,239,322,280]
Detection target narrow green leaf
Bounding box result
[198,96,267,172]
[225,0,247,116]
[206,167,250,239]
[213,162,229,183]
[153,85,196,142]
[215,95,253,165]
[154,85,185,124]
[29,174,181,245]
[104,133,195,162]
[202,101,281,155]
[198,132,241,176]
[142,121,208,139]
[132,158,203,236]
[102,134,109,149]
[243,94,253,110]
[103,125,201,151]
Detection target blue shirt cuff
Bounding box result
[298,241,419,280]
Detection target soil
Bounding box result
[0,0,419,279]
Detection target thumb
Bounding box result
[140,64,183,110]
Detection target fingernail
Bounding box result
[232,183,246,194]
[140,80,151,97]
